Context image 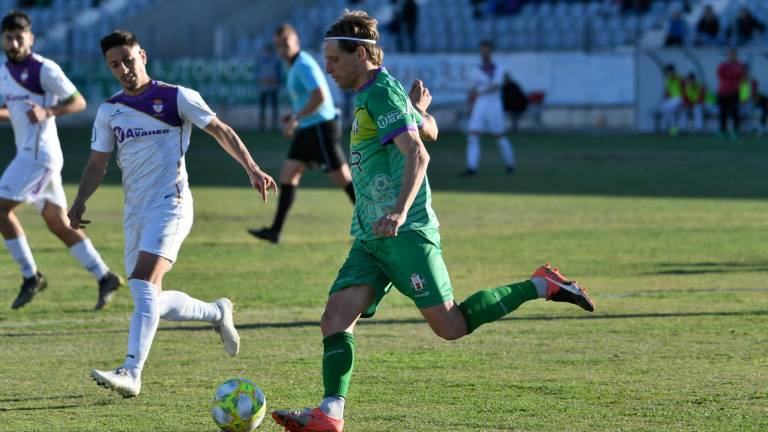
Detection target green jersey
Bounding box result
[349,67,439,240]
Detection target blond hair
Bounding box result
[324,10,383,66]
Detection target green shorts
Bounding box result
[330,228,454,318]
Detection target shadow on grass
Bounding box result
[0,395,114,412]
[648,261,768,275]
[2,308,766,338]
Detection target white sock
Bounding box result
[123,279,160,380]
[497,136,515,167]
[69,238,109,281]
[466,135,481,170]
[158,290,222,322]
[531,277,548,298]
[319,396,345,420]
[5,236,37,278]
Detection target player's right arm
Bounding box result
[0,105,9,121]
[69,104,115,229]
[69,150,111,229]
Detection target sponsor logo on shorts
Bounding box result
[410,273,426,292]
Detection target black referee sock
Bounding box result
[271,184,296,233]
[344,182,355,204]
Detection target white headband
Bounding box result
[325,36,377,44]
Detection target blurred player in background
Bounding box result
[248,24,354,244]
[659,64,683,136]
[0,11,122,310]
[69,30,276,398]
[462,40,516,176]
[271,11,594,432]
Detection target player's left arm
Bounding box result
[282,88,325,136]
[373,129,430,237]
[409,79,438,142]
[28,62,86,124]
[203,117,277,202]
[26,92,86,124]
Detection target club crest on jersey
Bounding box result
[152,98,163,114]
[410,273,426,291]
[20,69,28,82]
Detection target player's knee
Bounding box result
[431,323,466,341]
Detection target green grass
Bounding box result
[0,129,767,431]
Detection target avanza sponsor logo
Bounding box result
[112,126,170,144]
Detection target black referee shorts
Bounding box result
[287,119,346,172]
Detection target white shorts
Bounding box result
[0,159,67,212]
[123,198,194,276]
[467,100,507,135]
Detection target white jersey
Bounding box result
[470,62,505,108]
[91,80,215,211]
[0,53,78,168]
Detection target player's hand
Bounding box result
[67,199,91,230]
[372,212,406,237]
[25,101,49,124]
[247,167,277,203]
[467,89,478,106]
[281,114,299,137]
[409,79,432,113]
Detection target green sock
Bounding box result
[322,332,356,398]
[458,280,537,334]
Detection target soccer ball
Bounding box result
[211,378,267,432]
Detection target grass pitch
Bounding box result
[0,129,766,431]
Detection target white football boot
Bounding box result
[91,367,141,398]
[213,298,240,356]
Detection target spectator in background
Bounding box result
[392,0,418,52]
[619,0,651,14]
[680,72,706,133]
[471,0,487,19]
[665,10,687,47]
[738,66,763,134]
[659,64,683,135]
[727,7,765,46]
[695,5,720,46]
[257,44,282,131]
[716,48,744,138]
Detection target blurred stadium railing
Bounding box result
[4,0,768,132]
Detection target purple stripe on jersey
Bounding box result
[5,54,44,95]
[356,67,383,93]
[107,80,182,127]
[380,124,417,145]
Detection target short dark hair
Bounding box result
[480,40,494,50]
[274,23,296,37]
[1,11,31,33]
[100,30,139,55]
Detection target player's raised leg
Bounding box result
[428,264,594,339]
[1,198,47,309]
[40,201,123,310]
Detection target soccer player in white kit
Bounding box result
[68,30,276,398]
[463,40,516,176]
[0,11,123,310]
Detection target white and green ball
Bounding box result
[211,378,266,432]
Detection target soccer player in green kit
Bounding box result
[272,11,595,432]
